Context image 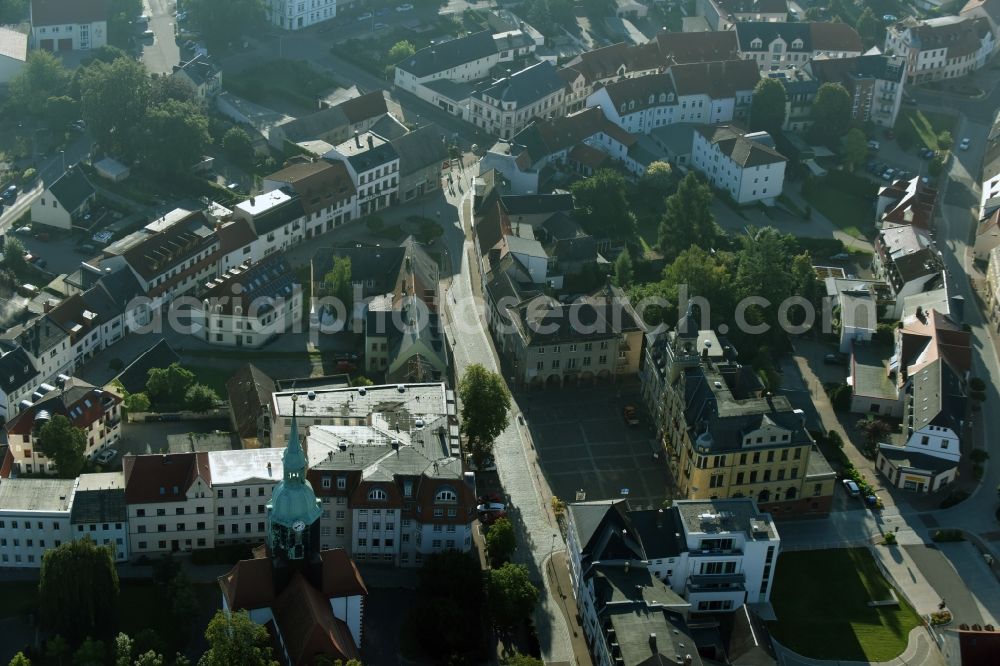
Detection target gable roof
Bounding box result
[216,218,258,253]
[266,160,357,216]
[226,364,276,440]
[898,15,992,57]
[5,377,119,437]
[561,41,663,84]
[736,21,862,53]
[273,573,361,665]
[337,90,390,124]
[122,211,216,280]
[697,124,787,167]
[512,107,609,164]
[31,0,108,25]
[477,60,566,107]
[500,193,574,216]
[718,0,787,13]
[0,347,39,394]
[655,29,740,63]
[398,30,497,77]
[47,168,95,213]
[123,452,212,504]
[669,59,760,97]
[390,125,449,177]
[114,339,181,394]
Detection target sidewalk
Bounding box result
[544,551,594,666]
[867,537,941,617]
[773,628,943,666]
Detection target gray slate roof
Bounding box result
[397,30,498,77]
[0,347,38,394]
[390,125,449,177]
[47,168,95,213]
[477,61,565,107]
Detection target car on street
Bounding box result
[919,147,935,159]
[477,501,506,514]
[16,225,31,234]
[867,140,880,151]
[176,11,187,21]
[824,352,847,365]
[881,168,895,180]
[374,22,388,29]
[358,11,373,21]
[883,14,897,22]
[842,479,861,496]
[142,29,154,39]
[2,185,17,202]
[95,448,118,465]
[396,3,414,10]
[467,454,497,471]
[960,137,971,150]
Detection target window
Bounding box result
[368,488,387,501]
[357,538,367,547]
[435,487,457,502]
[337,476,346,489]
[322,476,331,488]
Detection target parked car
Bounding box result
[358,11,373,20]
[919,147,935,159]
[2,185,17,201]
[142,29,154,38]
[16,225,31,234]
[96,448,118,464]
[477,501,506,514]
[466,454,497,471]
[883,14,897,22]
[842,479,861,496]
[867,140,880,151]
[824,352,847,365]
[623,405,639,426]
[75,243,97,255]
[960,137,971,150]
[396,3,414,10]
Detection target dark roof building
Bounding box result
[30,0,107,25]
[113,339,181,394]
[226,364,276,446]
[389,124,449,178]
[46,168,96,214]
[696,125,787,167]
[395,30,498,77]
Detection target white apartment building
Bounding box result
[209,448,285,544]
[266,0,336,30]
[566,498,781,614]
[70,472,129,562]
[232,190,308,260]
[4,378,122,475]
[467,61,568,140]
[692,125,786,205]
[736,22,863,71]
[197,257,302,349]
[885,15,995,84]
[324,132,400,217]
[262,160,358,239]
[123,452,215,556]
[0,478,76,568]
[393,30,500,111]
[30,0,107,51]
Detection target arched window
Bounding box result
[751,38,762,49]
[791,39,803,49]
[659,93,666,103]
[758,489,770,503]
[368,488,387,501]
[435,486,457,502]
[785,487,797,500]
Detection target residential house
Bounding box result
[807,54,907,128]
[566,497,781,614]
[62,262,151,345]
[123,451,215,556]
[170,54,222,100]
[389,125,449,202]
[268,90,402,151]
[0,26,28,84]
[559,40,664,111]
[736,22,863,71]
[30,0,107,51]
[875,308,970,492]
[979,108,1000,223]
[0,478,75,568]
[393,30,500,114]
[876,176,938,230]
[770,67,820,132]
[4,316,74,389]
[70,472,128,562]
[226,364,277,449]
[492,284,645,388]
[265,0,335,30]
[0,347,39,422]
[196,257,302,349]
[31,167,96,230]
[962,0,1000,43]
[467,61,568,140]
[691,125,787,205]
[262,160,357,240]
[215,218,260,274]
[988,247,1000,331]
[209,447,285,545]
[649,320,837,518]
[324,131,399,216]
[112,339,180,395]
[699,0,787,31]
[885,16,995,84]
[493,29,536,62]
[872,222,944,318]
[4,377,121,475]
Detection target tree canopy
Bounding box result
[9,50,69,115]
[321,256,353,317]
[2,236,27,276]
[485,517,517,566]
[388,40,416,63]
[657,172,719,260]
[487,563,539,629]
[749,77,787,135]
[843,128,868,170]
[458,364,511,469]
[808,83,852,145]
[146,363,196,408]
[185,383,219,412]
[199,610,279,666]
[80,56,152,157]
[571,169,636,239]
[187,0,265,50]
[37,414,87,478]
[856,7,882,48]
[222,127,256,170]
[613,249,633,288]
[142,99,211,175]
[39,539,120,642]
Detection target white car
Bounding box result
[96,448,118,465]
[959,137,971,150]
[358,11,373,21]
[477,502,506,514]
[397,3,414,10]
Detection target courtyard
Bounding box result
[518,380,670,511]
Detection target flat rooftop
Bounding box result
[675,498,777,540]
[0,478,76,512]
[272,382,454,420]
[208,448,285,485]
[76,471,124,492]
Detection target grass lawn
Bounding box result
[802,186,874,239]
[769,549,922,662]
[896,108,958,151]
[637,215,659,248]
[185,365,236,396]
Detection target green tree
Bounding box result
[114,633,133,666]
[458,364,511,470]
[350,376,374,387]
[485,517,517,566]
[388,40,416,63]
[45,95,81,129]
[133,653,164,666]
[152,553,181,588]
[8,653,31,666]
[150,75,198,105]
[571,169,636,239]
[791,251,821,314]
[37,414,87,478]
[146,363,195,408]
[549,0,574,24]
[185,383,219,412]
[187,0,265,50]
[749,77,787,135]
[80,56,152,157]
[527,0,554,35]
[661,245,736,329]
[107,0,143,48]
[142,99,211,175]
[633,161,676,219]
[808,83,852,145]
[222,127,255,170]
[505,654,544,666]
[928,154,946,177]
[937,131,954,150]
[73,638,106,666]
[123,392,151,413]
[0,0,27,23]
[2,236,27,276]
[856,7,881,47]
[843,128,868,170]
[169,573,199,623]
[9,50,69,115]
[487,563,539,630]
[45,635,70,666]
[735,227,798,343]
[657,172,719,260]
[613,249,633,287]
[856,418,892,456]
[199,610,279,666]
[321,256,353,316]
[39,539,119,642]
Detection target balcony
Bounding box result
[687,573,746,592]
[690,548,742,557]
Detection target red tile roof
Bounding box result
[5,379,120,437]
[273,573,361,665]
[219,557,276,611]
[319,549,368,598]
[122,452,212,504]
[31,0,108,26]
[0,445,13,479]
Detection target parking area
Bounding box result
[520,382,670,510]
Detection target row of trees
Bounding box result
[118,363,219,414]
[749,77,853,146]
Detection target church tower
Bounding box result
[266,393,323,572]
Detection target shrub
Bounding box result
[828,430,844,448]
[930,610,952,626]
[883,531,897,545]
[826,383,852,411]
[21,168,37,184]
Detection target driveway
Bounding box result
[141,0,181,75]
[904,544,986,626]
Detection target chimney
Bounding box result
[250,196,255,206]
[367,134,374,149]
[623,560,630,574]
[354,130,361,148]
[648,633,656,650]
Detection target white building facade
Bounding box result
[691,125,787,205]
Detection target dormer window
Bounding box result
[404,480,413,497]
[791,38,803,49]
[659,93,666,103]
[368,488,387,501]
[628,100,635,110]
[649,94,654,104]
[751,38,762,49]
[435,486,457,503]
